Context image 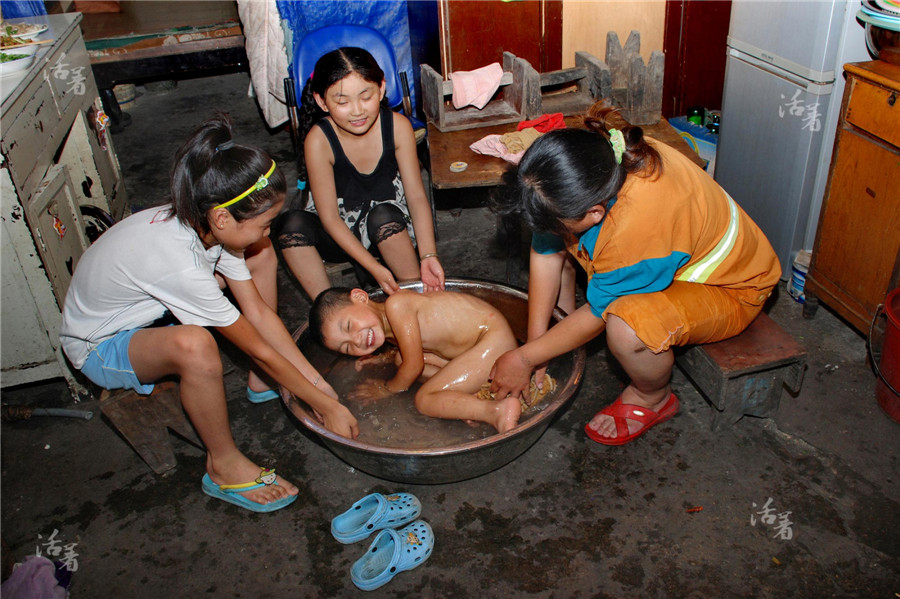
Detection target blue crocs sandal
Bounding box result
[247,387,280,404]
[350,520,434,591]
[331,493,421,544]
[201,469,297,513]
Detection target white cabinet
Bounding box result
[1,13,128,397]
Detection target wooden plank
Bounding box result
[694,313,806,376]
[575,51,612,101]
[606,31,627,90]
[80,0,239,41]
[439,72,514,96]
[540,92,595,117]
[421,63,444,127]
[86,27,244,64]
[540,67,587,87]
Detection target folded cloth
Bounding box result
[470,134,522,164]
[500,127,542,154]
[470,127,543,164]
[517,112,566,133]
[450,62,504,110]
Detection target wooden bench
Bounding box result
[675,312,807,431]
[99,381,203,474]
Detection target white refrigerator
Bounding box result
[714,0,869,279]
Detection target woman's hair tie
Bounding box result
[608,128,625,165]
[215,140,235,153]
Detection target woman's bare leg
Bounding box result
[586,314,673,440]
[129,325,298,504]
[376,230,419,281]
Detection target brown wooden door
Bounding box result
[662,0,731,117]
[441,0,562,74]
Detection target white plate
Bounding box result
[0,45,37,77]
[3,21,48,41]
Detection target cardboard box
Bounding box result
[669,115,718,173]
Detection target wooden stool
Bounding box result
[675,313,807,431]
[99,381,203,474]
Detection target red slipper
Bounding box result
[584,393,680,446]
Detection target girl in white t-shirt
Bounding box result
[60,113,359,513]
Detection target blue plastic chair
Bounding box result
[293,25,407,112]
[286,24,422,132]
[281,23,435,236]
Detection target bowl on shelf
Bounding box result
[2,20,49,41]
[0,43,37,77]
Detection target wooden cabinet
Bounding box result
[804,61,900,334]
[439,0,562,73]
[1,13,128,397]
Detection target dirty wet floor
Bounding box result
[2,73,898,598]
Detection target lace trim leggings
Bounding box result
[273,203,409,286]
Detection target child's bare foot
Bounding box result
[207,454,298,507]
[492,396,522,434]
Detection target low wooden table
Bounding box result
[79,1,247,127]
[427,115,706,190]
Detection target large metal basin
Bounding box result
[288,278,585,484]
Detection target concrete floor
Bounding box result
[2,72,898,598]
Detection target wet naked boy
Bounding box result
[309,288,521,433]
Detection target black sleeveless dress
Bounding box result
[307,106,414,249]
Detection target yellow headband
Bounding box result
[214,160,277,210]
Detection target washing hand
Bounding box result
[373,265,400,295]
[354,347,399,371]
[320,403,359,439]
[347,378,396,404]
[489,348,533,403]
[420,257,445,292]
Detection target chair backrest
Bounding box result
[292,24,404,109]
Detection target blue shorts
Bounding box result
[80,328,155,395]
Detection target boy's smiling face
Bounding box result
[321,291,386,356]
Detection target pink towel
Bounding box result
[450,62,504,110]
[469,128,543,165]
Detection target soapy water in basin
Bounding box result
[323,348,569,450]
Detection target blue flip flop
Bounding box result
[201,469,297,513]
[331,493,421,544]
[247,387,280,404]
[350,520,434,591]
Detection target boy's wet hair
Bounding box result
[169,112,286,235]
[308,287,355,348]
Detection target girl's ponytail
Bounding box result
[583,101,662,178]
[296,78,323,184]
[169,112,285,235]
